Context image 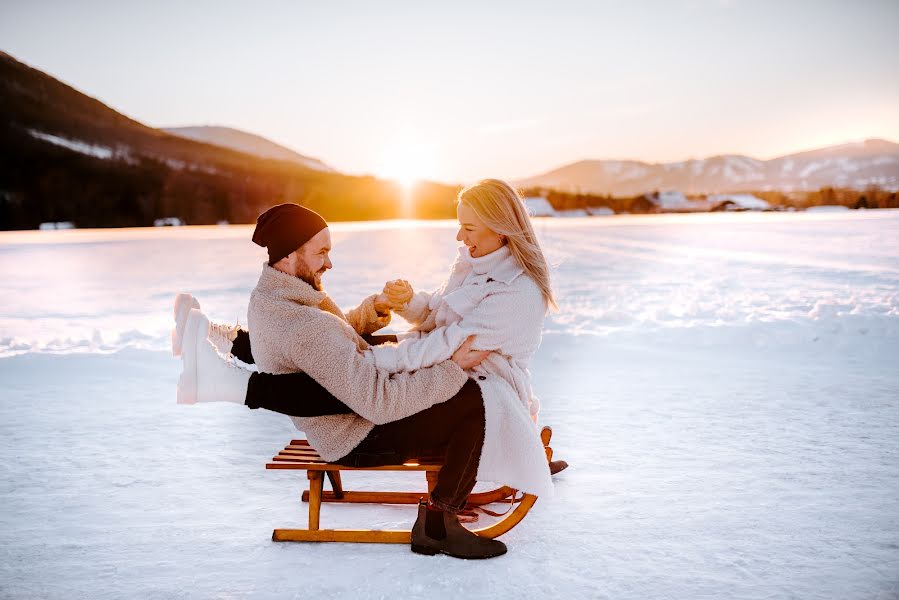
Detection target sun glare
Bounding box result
[376,136,436,190]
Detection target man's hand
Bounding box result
[374,293,391,316]
[451,335,490,370]
[374,279,413,315]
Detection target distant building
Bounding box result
[642,190,708,212]
[587,206,615,216]
[707,193,770,211]
[38,221,75,230]
[523,197,556,217]
[154,217,185,227]
[655,190,691,209]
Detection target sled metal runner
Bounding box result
[265,426,555,544]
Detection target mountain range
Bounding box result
[0,51,456,229]
[1,48,896,230]
[515,139,899,196]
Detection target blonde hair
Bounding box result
[458,179,557,311]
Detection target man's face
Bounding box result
[293,228,333,291]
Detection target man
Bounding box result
[179,203,508,559]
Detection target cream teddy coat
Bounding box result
[247,264,469,461]
[368,245,553,498]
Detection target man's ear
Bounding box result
[272,251,296,273]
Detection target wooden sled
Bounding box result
[264,426,556,544]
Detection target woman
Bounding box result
[362,179,557,496]
[178,179,558,497]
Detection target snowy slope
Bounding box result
[163,126,335,172]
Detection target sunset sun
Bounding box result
[376,137,436,189]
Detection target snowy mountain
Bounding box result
[517,139,899,195]
[163,126,335,173]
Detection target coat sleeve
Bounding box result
[289,314,468,425]
[368,285,542,373]
[394,290,433,326]
[366,322,473,373]
[345,294,392,336]
[396,255,465,327]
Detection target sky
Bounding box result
[2,0,898,185]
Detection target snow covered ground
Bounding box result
[2,211,898,599]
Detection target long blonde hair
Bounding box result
[458,179,557,311]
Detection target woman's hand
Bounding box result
[451,335,490,370]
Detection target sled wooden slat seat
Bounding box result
[264,426,555,544]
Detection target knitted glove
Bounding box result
[383,279,413,310]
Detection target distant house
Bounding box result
[655,190,690,209]
[154,217,185,227]
[587,206,615,216]
[523,197,556,217]
[707,193,770,211]
[645,190,709,212]
[38,221,75,230]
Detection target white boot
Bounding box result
[172,293,200,357]
[207,321,241,355]
[178,309,250,405]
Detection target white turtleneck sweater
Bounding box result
[367,244,555,498]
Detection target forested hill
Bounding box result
[0,51,458,229]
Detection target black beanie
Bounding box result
[252,203,328,265]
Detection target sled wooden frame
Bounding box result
[265,426,556,544]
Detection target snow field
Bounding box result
[1,211,897,598]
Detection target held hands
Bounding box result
[384,279,413,308]
[374,279,414,315]
[451,335,490,370]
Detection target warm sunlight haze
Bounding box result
[375,133,438,190]
[2,2,898,598]
[2,1,897,184]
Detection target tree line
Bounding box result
[0,125,461,229]
[520,186,898,213]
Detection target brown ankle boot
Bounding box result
[549,459,569,475]
[410,501,508,559]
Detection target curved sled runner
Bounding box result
[265,426,556,543]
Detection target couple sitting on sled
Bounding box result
[174,178,566,560]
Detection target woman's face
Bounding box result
[456,202,504,258]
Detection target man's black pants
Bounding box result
[236,330,484,512]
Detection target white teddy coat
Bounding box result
[368,245,553,497]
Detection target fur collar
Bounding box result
[255,263,328,307]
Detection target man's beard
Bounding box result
[297,264,325,291]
